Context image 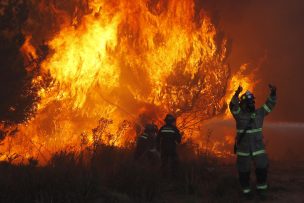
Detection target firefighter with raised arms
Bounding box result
[229,84,277,197]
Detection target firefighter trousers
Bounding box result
[237,153,268,192]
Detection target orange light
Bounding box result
[0,0,255,163]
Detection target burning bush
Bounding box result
[0,0,254,163]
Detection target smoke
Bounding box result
[199,117,304,161]
[194,0,304,161]
[202,0,304,122]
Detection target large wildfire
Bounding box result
[0,0,255,164]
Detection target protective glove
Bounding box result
[235,85,243,96]
[269,84,277,97]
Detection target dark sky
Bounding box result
[205,0,304,122]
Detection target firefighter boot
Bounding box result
[239,171,253,199]
[255,167,268,200]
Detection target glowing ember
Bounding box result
[0,0,255,163]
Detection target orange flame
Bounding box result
[224,63,257,117]
[0,0,256,163]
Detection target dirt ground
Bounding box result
[262,161,304,203]
[163,162,304,203]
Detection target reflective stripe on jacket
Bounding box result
[156,124,181,154]
[229,94,277,156]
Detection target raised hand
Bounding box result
[268,84,277,96]
[235,85,243,96]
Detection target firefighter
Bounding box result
[229,84,277,197]
[134,123,158,162]
[156,114,182,177]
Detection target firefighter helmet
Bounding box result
[164,114,176,124]
[240,91,255,103]
[144,124,156,133]
[240,91,255,112]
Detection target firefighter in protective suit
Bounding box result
[156,114,181,177]
[134,124,158,162]
[229,84,277,196]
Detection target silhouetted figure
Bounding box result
[134,123,159,164]
[156,114,181,177]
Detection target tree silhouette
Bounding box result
[0,0,39,124]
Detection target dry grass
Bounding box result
[0,144,242,203]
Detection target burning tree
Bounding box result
[0,0,39,124]
[0,0,254,163]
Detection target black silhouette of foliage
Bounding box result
[0,0,39,124]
